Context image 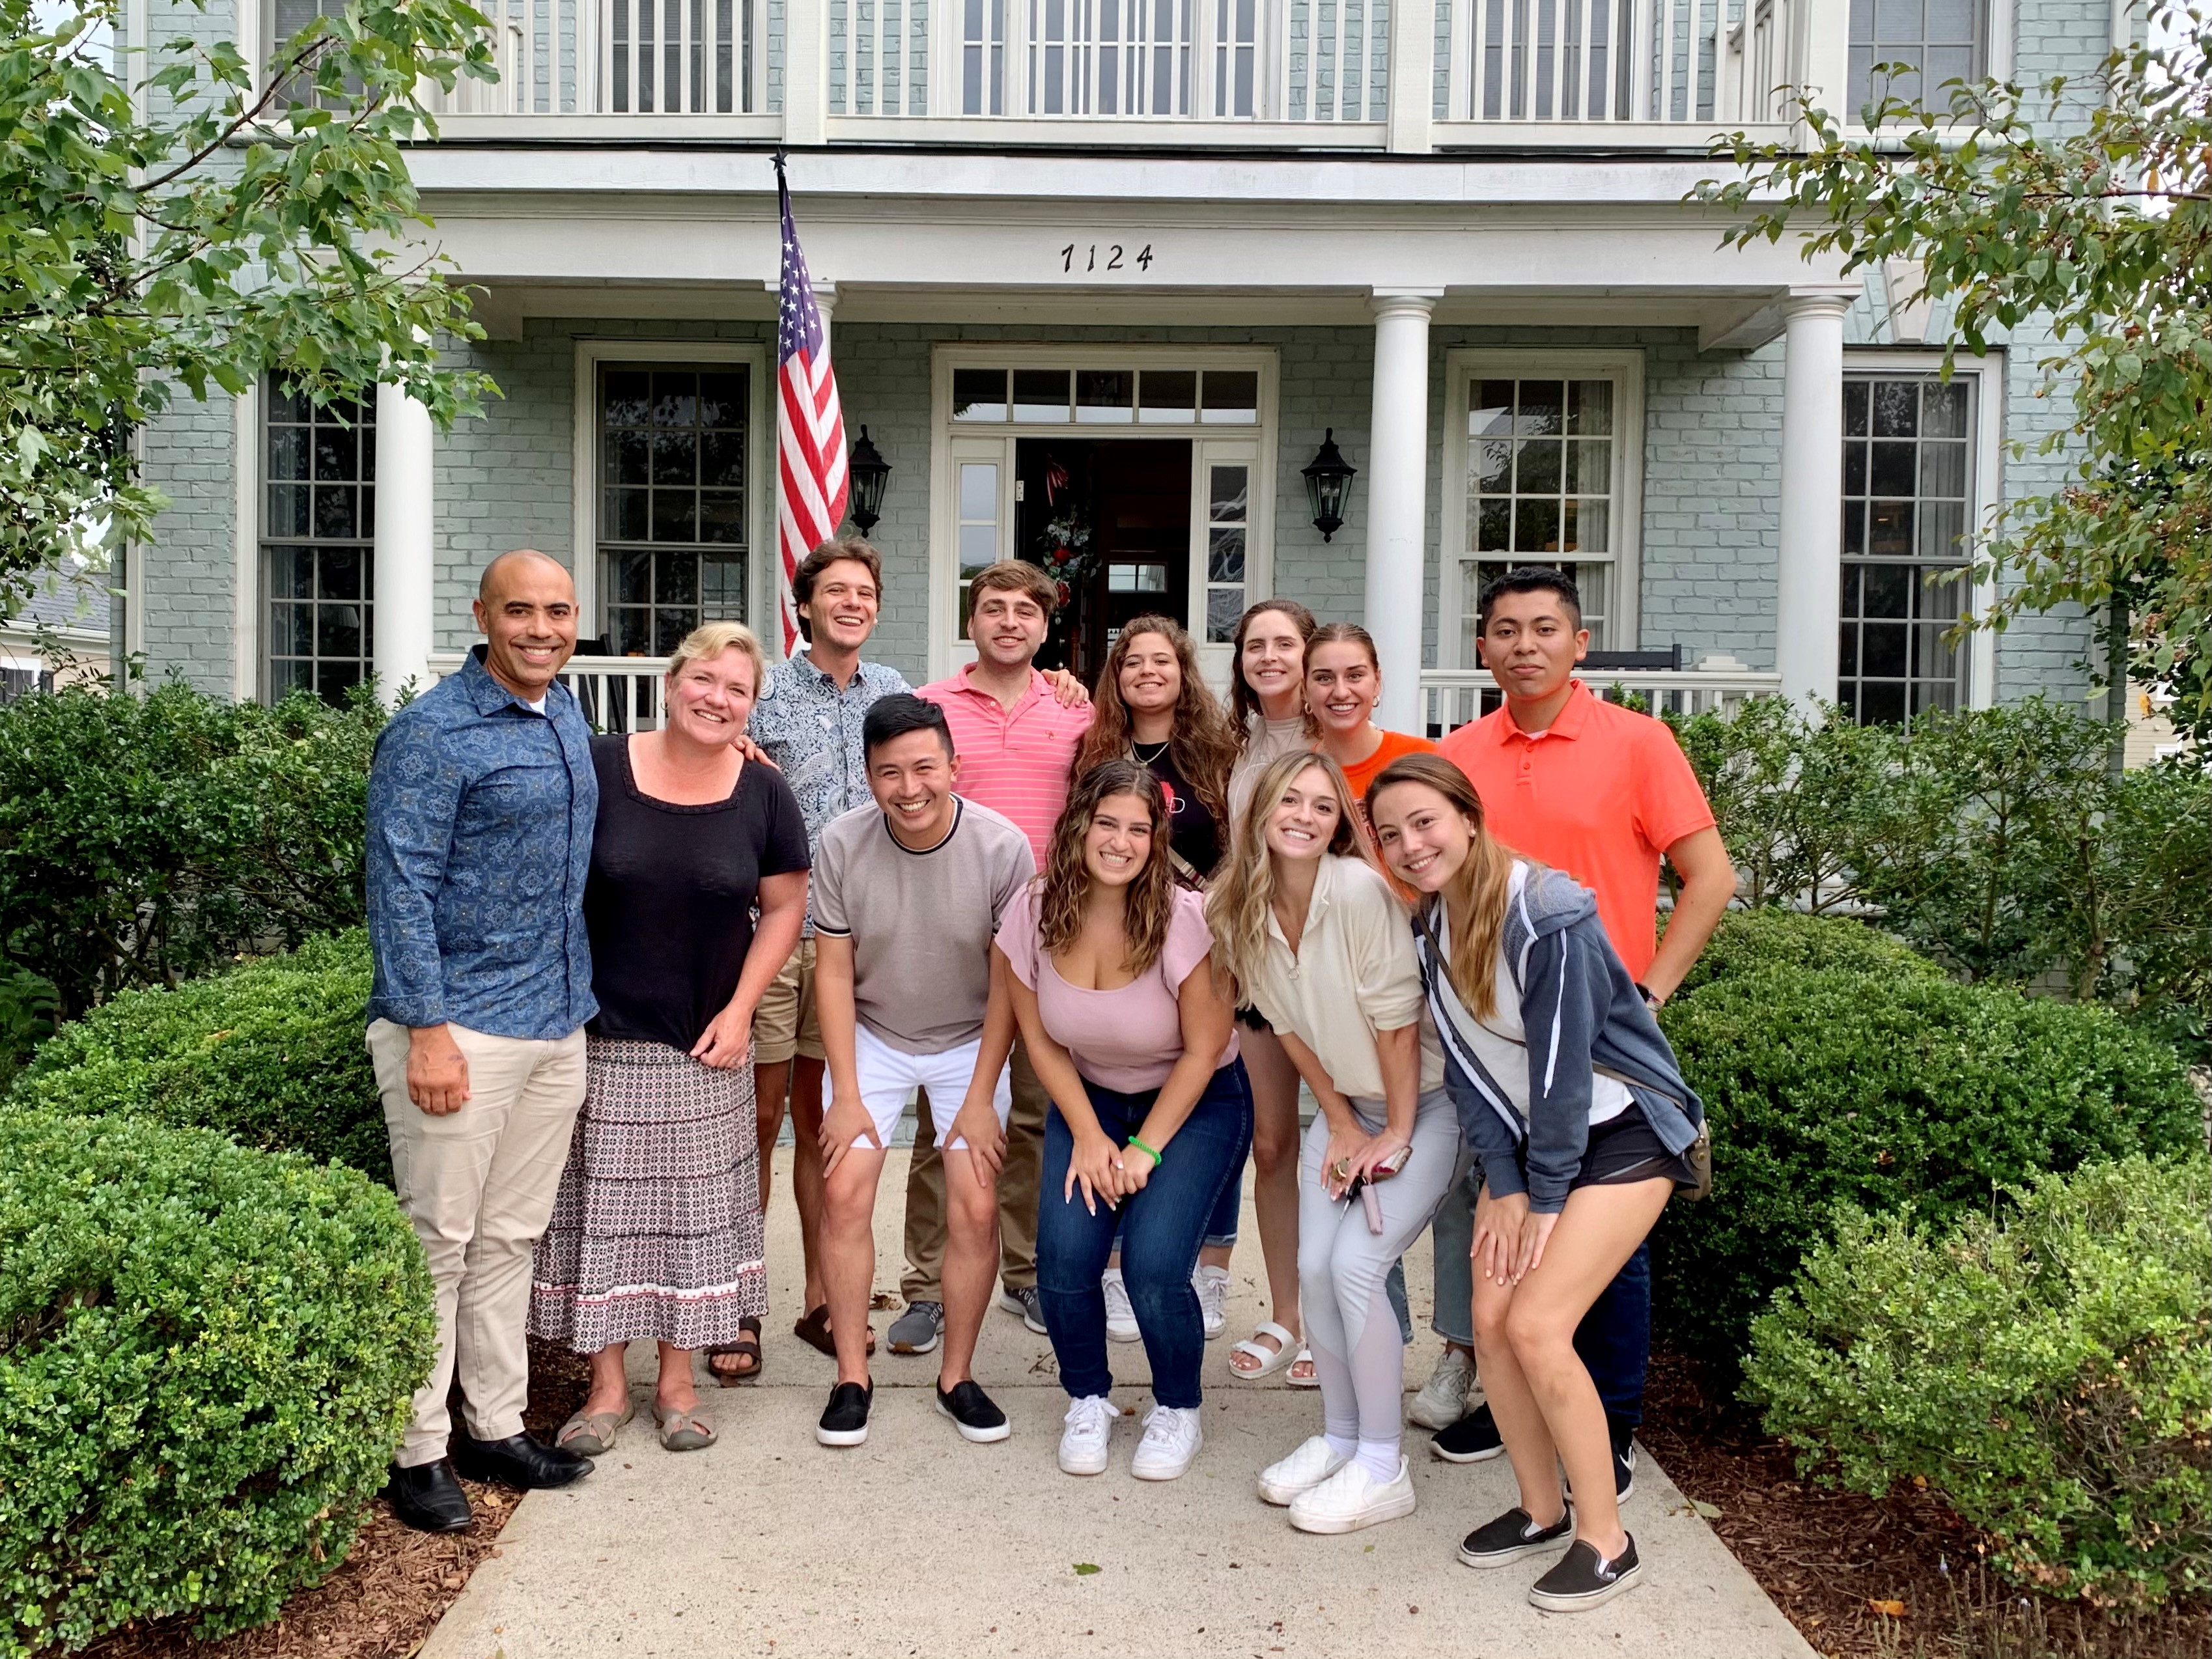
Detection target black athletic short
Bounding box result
[1235,1004,1272,1033]
[1563,1103,1700,1192]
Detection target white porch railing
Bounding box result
[427,652,673,730]
[417,0,1818,137]
[1418,661,1783,735]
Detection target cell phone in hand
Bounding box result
[1345,1147,1412,1234]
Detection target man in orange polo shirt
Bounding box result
[1418,566,1734,1501]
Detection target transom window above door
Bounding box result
[951,366,1259,426]
[596,365,750,655]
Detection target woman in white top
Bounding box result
[1206,750,1459,1535]
[1366,754,1704,1613]
[1221,600,1319,1384]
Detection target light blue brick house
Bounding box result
[120,0,2124,731]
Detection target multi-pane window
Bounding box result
[1840,375,1974,723]
[955,457,1002,628]
[1204,462,1248,642]
[598,366,749,656]
[1848,0,1985,117]
[1459,376,1618,657]
[951,365,1256,425]
[264,383,374,703]
[963,0,1007,112]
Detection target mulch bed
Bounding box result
[1639,1344,2210,1659]
[81,1345,594,1659]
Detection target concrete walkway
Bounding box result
[424,1149,1814,1659]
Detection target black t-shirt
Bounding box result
[1138,744,1222,879]
[583,734,811,1050]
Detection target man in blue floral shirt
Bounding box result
[365,548,600,1533]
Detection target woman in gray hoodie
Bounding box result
[1365,754,1703,1616]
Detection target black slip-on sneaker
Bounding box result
[1431,1401,1505,1464]
[1529,1535,1643,1613]
[936,1378,1011,1443]
[1456,1505,1574,1568]
[816,1380,874,1447]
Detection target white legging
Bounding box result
[1296,1088,1459,1449]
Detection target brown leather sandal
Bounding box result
[792,1304,875,1357]
[707,1318,763,1384]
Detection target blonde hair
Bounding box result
[666,620,767,694]
[1365,753,1520,1021]
[1205,749,1379,997]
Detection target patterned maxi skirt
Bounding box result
[529,1037,766,1352]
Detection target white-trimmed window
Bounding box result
[1840,371,1980,722]
[1442,352,1644,667]
[1848,0,1987,118]
[262,382,374,703]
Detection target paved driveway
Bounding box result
[423,1149,1815,1659]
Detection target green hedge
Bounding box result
[1654,968,2202,1369]
[0,1109,436,1655]
[1746,1156,2211,1610]
[1672,907,1945,1001]
[7,930,384,1181]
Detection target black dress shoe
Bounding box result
[451,1429,594,1489]
[385,1459,473,1533]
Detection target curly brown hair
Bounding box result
[1035,759,1180,978]
[1072,615,1238,836]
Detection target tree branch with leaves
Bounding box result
[0,0,500,609]
[1697,4,2211,743]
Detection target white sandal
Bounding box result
[1286,1347,1319,1388]
[1228,1320,1300,1381]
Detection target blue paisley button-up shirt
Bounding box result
[365,646,599,1039]
[749,650,910,936]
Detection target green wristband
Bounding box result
[1126,1136,1164,1169]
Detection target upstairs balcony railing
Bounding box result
[420,0,1825,143]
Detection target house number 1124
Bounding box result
[1061,242,1154,273]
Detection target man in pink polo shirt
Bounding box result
[898,560,1094,1343]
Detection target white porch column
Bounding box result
[372,381,436,703]
[1365,290,1439,732]
[1774,290,1853,709]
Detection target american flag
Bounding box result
[774,159,847,654]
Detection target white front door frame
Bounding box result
[927,343,1280,685]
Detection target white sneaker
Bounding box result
[1102,1268,1140,1343]
[1257,1434,1351,1507]
[1289,1456,1419,1535]
[1057,1395,1121,1477]
[1192,1265,1231,1341]
[1131,1405,1203,1481]
[1407,1345,1477,1430]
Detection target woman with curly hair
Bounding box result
[1071,615,1246,1341]
[1072,615,1240,882]
[997,759,1252,1482]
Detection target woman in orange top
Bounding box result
[1304,623,1438,837]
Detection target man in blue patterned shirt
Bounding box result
[365,548,600,1533]
[748,538,912,1359]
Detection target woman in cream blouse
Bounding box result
[1205,750,1458,1535]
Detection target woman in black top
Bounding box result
[531,622,809,1455]
[1070,615,1244,1336]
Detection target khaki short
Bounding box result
[753,936,822,1065]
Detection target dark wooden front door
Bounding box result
[1015,439,1192,685]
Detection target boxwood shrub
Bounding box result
[1654,967,2201,1369]
[7,930,384,1181]
[0,1108,435,1654]
[1671,906,1945,1001]
[1745,1156,2210,1610]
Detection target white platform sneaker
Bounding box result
[1288,1456,1419,1535]
[1057,1395,1121,1476]
[1193,1265,1231,1340]
[1131,1405,1203,1481]
[1102,1268,1140,1343]
[1257,1435,1351,1506]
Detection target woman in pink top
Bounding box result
[996,759,1252,1485]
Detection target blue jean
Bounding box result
[1429,1165,1651,1425]
[1115,1137,1241,1250]
[1037,1061,1253,1410]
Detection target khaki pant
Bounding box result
[900,1035,1048,1300]
[368,1018,588,1468]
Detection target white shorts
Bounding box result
[828,1022,1013,1152]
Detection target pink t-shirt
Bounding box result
[916,667,1094,867]
[995,883,1239,1093]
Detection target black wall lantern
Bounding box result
[847,426,891,536]
[1302,429,1356,543]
